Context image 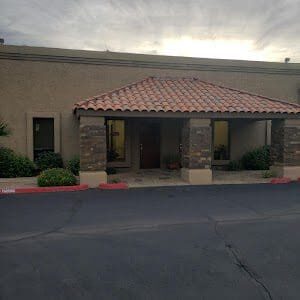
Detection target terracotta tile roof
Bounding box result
[74,77,300,114]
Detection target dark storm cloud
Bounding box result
[0,0,299,61]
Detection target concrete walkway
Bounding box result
[109,169,270,187]
[0,177,37,189]
[0,170,270,189]
[213,170,270,185]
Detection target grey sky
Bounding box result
[1,0,300,62]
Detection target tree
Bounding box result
[0,120,10,137]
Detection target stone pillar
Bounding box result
[79,116,107,187]
[181,118,212,184]
[270,119,300,179]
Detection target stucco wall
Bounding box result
[0,45,299,162]
[230,120,268,160]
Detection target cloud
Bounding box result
[0,0,299,62]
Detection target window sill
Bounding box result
[107,161,131,168]
[212,160,230,166]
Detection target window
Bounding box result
[213,121,229,160]
[106,120,125,162]
[33,118,54,160]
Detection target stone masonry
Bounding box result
[80,116,106,171]
[271,119,300,166]
[181,119,212,169]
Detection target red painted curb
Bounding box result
[270,177,292,184]
[99,182,128,190]
[0,184,89,194]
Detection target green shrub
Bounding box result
[67,156,80,176]
[37,168,76,187]
[0,147,15,177]
[106,167,117,175]
[13,155,36,177]
[111,178,121,184]
[0,120,10,137]
[227,160,243,171]
[241,146,270,170]
[0,147,35,178]
[36,152,63,171]
[262,170,276,178]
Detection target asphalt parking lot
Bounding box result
[1,183,300,299]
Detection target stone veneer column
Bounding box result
[181,118,212,184]
[79,116,107,187]
[270,119,300,179]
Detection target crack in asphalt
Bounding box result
[2,209,300,244]
[0,197,83,245]
[213,219,273,300]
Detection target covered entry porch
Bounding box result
[74,77,300,187]
[105,117,267,172]
[76,113,300,187]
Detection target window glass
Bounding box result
[213,121,229,160]
[107,120,125,162]
[33,118,54,160]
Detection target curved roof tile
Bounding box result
[74,77,300,114]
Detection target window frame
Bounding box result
[212,120,231,165]
[26,112,61,161]
[106,118,131,168]
[33,117,55,160]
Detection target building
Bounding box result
[0,45,300,186]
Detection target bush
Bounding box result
[37,168,76,187]
[36,152,63,171]
[13,156,36,177]
[227,160,243,171]
[241,146,270,170]
[0,120,10,137]
[0,147,36,178]
[106,167,117,175]
[67,156,80,176]
[0,147,15,177]
[111,178,121,184]
[262,170,276,178]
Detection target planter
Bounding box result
[167,162,180,170]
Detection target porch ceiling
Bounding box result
[74,76,300,116]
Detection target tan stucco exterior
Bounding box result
[230,120,268,160]
[181,168,213,185]
[270,166,300,180]
[0,45,300,165]
[79,171,107,187]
